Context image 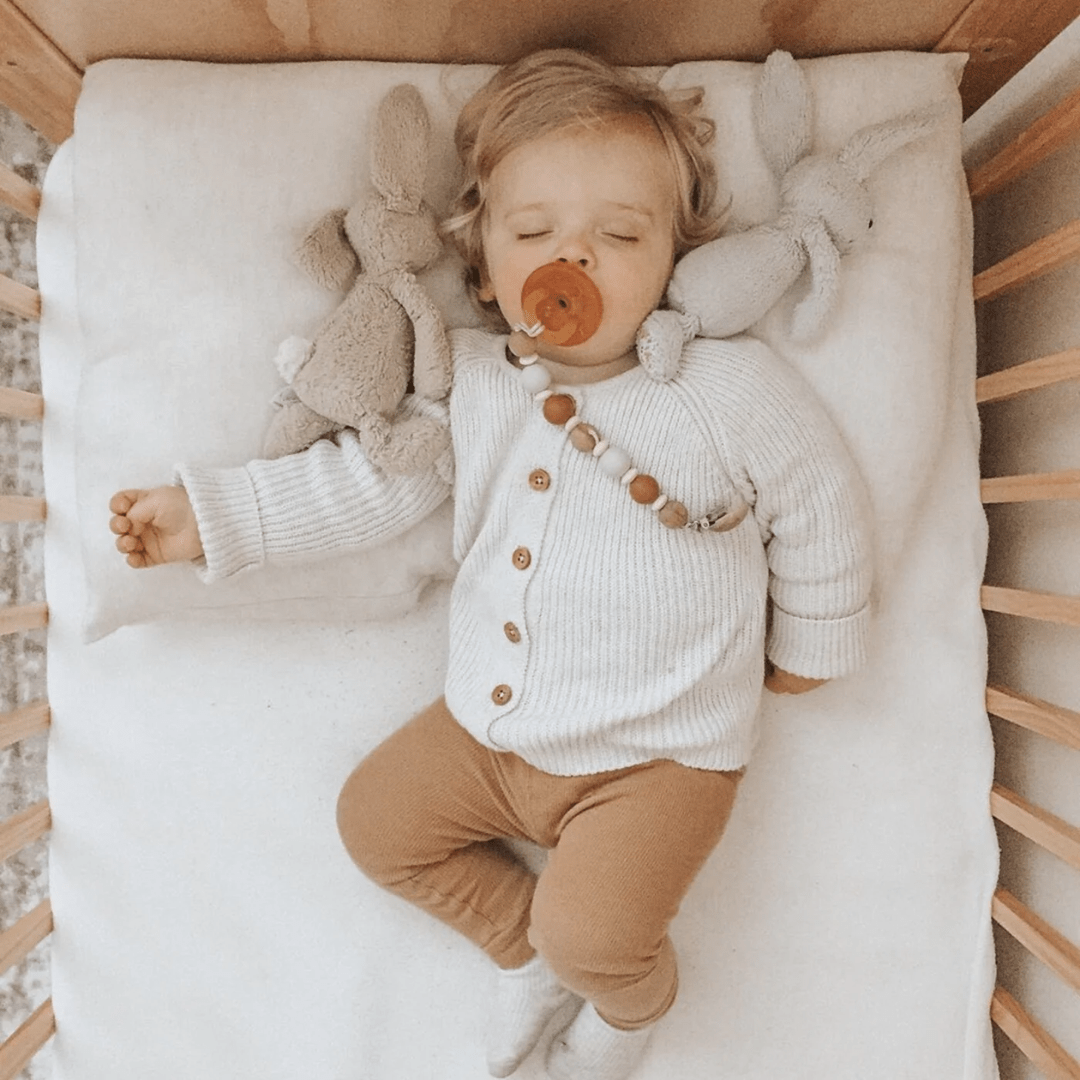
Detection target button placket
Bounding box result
[487,414,563,723]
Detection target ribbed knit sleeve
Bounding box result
[176,404,452,583]
[701,338,873,679]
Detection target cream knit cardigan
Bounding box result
[180,328,872,776]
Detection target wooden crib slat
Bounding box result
[968,83,1080,203]
[0,800,50,865]
[981,469,1080,503]
[0,273,41,321]
[982,586,1080,628]
[0,603,47,636]
[977,349,1080,404]
[0,0,80,144]
[0,900,52,979]
[974,218,1080,303]
[993,888,1080,996]
[991,784,1080,872]
[0,702,50,753]
[0,162,39,221]
[0,495,45,523]
[0,999,55,1080]
[991,987,1080,1080]
[987,685,1080,752]
[0,387,44,421]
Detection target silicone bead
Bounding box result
[597,447,631,478]
[520,363,552,394]
[543,394,577,425]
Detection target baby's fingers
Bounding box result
[109,490,143,516]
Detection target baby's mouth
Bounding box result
[520,263,603,346]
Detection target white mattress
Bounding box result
[39,56,998,1080]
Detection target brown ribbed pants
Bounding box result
[336,698,741,1030]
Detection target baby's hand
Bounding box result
[764,661,828,695]
[109,487,204,568]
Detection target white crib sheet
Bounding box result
[40,56,998,1080]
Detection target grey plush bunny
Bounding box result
[666,50,944,342]
[263,84,452,474]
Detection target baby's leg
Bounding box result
[337,698,571,1076]
[531,761,742,1079]
[337,698,537,968]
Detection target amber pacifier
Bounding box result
[520,262,604,347]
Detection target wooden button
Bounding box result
[529,469,551,491]
[504,621,521,643]
[492,684,513,706]
[512,547,532,570]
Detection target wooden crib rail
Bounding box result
[976,349,1080,404]
[0,161,39,220]
[973,68,1080,1080]
[968,83,1080,204]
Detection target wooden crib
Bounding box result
[1,2,1078,1078]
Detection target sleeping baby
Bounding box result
[109,48,872,1080]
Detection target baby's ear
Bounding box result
[295,209,361,291]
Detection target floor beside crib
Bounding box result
[0,102,52,1079]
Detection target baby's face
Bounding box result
[481,116,677,377]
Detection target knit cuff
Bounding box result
[174,463,266,582]
[766,603,871,680]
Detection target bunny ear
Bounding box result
[753,50,813,177]
[838,104,946,183]
[790,218,840,342]
[371,84,431,213]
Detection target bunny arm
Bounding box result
[295,208,361,292]
[667,224,806,339]
[383,269,453,402]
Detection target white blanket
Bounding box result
[40,55,998,1080]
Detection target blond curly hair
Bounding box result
[443,50,725,328]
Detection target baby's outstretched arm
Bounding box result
[109,487,204,568]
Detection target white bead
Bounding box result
[652,494,669,511]
[620,468,639,485]
[520,363,552,393]
[564,415,582,433]
[597,446,632,478]
[592,440,609,458]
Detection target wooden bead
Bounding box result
[543,394,577,426]
[569,423,599,453]
[507,329,538,358]
[628,474,660,504]
[658,500,689,529]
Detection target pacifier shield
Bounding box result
[520,262,603,346]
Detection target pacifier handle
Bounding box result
[519,262,604,347]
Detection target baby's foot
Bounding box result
[486,953,579,1078]
[546,1003,654,1080]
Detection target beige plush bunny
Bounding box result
[263,84,452,475]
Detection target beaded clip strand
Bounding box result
[508,320,749,533]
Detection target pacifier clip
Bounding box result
[508,262,748,533]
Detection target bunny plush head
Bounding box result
[263,84,452,475]
[665,50,943,344]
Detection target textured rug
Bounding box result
[1,102,53,1078]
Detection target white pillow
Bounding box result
[58,52,966,641]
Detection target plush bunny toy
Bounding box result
[665,50,944,343]
[263,84,452,474]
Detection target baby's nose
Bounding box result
[555,237,594,270]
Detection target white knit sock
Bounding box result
[545,1002,655,1080]
[486,953,578,1078]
